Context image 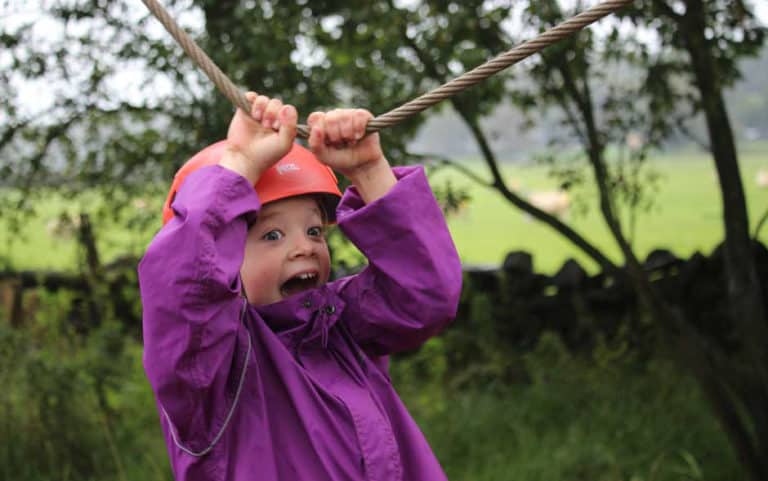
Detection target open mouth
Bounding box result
[280,271,319,298]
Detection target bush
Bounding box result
[393,333,742,481]
[1,287,742,481]
[0,289,168,481]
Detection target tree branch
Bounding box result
[554,33,667,319]
[754,207,768,241]
[458,106,619,273]
[408,152,493,188]
[673,110,711,152]
[653,0,685,21]
[389,0,617,273]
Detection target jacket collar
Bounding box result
[253,285,346,352]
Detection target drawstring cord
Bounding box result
[239,273,250,303]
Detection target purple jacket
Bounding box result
[139,165,462,481]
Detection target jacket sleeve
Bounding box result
[138,165,259,454]
[334,166,463,355]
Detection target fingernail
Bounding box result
[273,120,281,130]
[253,110,262,121]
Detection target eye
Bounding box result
[307,226,324,237]
[262,230,283,241]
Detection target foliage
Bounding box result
[621,0,765,96]
[505,2,768,478]
[0,286,741,480]
[2,0,766,478]
[0,0,199,234]
[393,333,741,481]
[0,290,167,481]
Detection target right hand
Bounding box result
[220,92,298,184]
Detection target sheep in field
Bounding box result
[527,190,571,219]
[756,168,768,189]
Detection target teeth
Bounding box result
[298,273,316,280]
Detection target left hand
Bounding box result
[306,109,386,179]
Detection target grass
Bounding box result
[2,143,767,274]
[1,309,740,481]
[417,380,736,481]
[394,334,742,481]
[429,143,768,272]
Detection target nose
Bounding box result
[288,235,315,259]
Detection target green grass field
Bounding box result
[2,143,767,273]
[432,143,768,272]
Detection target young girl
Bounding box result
[139,92,462,481]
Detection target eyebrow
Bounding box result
[257,211,280,222]
[256,205,322,223]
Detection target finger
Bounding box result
[232,92,259,126]
[338,110,356,144]
[307,111,324,129]
[325,109,343,146]
[251,95,269,122]
[277,105,298,145]
[352,109,371,141]
[308,115,327,157]
[306,112,324,141]
[262,98,283,129]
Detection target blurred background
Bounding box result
[1,0,767,480]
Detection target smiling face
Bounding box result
[240,196,331,306]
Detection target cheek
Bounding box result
[241,257,268,292]
[241,238,281,297]
[240,257,283,305]
[242,239,260,276]
[319,244,332,280]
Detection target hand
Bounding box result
[308,108,396,204]
[220,92,298,184]
[307,109,387,179]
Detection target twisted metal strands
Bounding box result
[141,0,632,139]
[368,0,633,131]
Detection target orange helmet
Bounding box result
[162,141,342,225]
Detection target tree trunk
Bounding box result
[683,2,767,340]
[675,1,768,478]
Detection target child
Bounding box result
[139,92,462,481]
